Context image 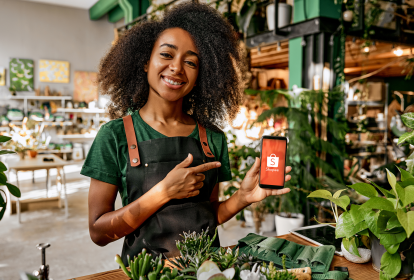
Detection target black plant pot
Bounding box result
[371,233,414,277]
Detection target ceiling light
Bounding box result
[394,47,403,56]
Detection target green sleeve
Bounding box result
[80,125,122,186]
[217,132,232,183]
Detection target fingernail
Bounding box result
[216,162,221,167]
[188,153,191,157]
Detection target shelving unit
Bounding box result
[345,84,389,167]
[56,108,106,113]
[7,95,72,115]
[9,121,73,126]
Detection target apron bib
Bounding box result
[120,115,220,265]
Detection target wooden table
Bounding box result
[72,233,378,280]
[5,154,69,223]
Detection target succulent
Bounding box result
[211,247,239,270]
[235,253,261,267]
[197,260,235,280]
[261,258,298,280]
[239,263,266,280]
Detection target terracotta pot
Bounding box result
[28,150,38,158]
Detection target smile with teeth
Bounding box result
[162,76,185,86]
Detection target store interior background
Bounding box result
[0,0,414,279]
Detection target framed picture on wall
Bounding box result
[0,67,5,86]
[10,58,34,91]
[39,59,70,83]
[73,71,98,103]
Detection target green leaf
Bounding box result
[0,150,15,155]
[380,252,401,278]
[349,182,378,198]
[379,231,406,247]
[386,215,403,232]
[333,189,347,198]
[397,166,414,181]
[0,172,6,185]
[349,204,370,225]
[237,1,256,35]
[308,189,332,200]
[365,210,380,238]
[395,183,406,207]
[377,210,395,233]
[369,180,395,198]
[342,237,361,257]
[397,131,414,145]
[360,197,395,211]
[386,169,397,196]
[308,190,350,211]
[6,183,20,198]
[0,136,11,143]
[334,196,351,211]
[397,209,414,238]
[336,212,368,239]
[383,243,399,254]
[403,186,414,207]
[401,112,414,129]
[0,205,5,221]
[0,162,6,172]
[399,178,414,188]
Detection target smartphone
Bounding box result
[259,136,288,189]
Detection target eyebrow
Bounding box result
[160,43,199,58]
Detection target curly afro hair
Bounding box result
[98,1,244,131]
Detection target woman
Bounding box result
[81,2,291,265]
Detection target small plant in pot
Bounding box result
[308,166,414,279]
[274,189,304,236]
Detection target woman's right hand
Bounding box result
[160,153,221,200]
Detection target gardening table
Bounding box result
[71,233,379,280]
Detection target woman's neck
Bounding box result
[140,90,195,126]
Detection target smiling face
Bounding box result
[145,28,199,103]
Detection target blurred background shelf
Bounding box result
[57,108,106,113]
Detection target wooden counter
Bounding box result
[72,233,378,280]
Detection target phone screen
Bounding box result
[260,137,287,188]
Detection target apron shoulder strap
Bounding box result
[123,115,141,167]
[197,123,215,158]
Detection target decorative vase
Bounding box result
[343,10,353,22]
[371,233,414,277]
[275,212,304,236]
[28,150,38,158]
[341,242,371,263]
[261,213,275,232]
[18,151,25,160]
[266,3,292,31]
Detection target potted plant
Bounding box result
[266,1,292,31]
[274,190,304,236]
[308,164,414,278]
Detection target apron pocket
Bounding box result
[311,246,334,266]
[296,246,317,266]
[278,242,303,261]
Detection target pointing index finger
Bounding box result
[190,161,221,173]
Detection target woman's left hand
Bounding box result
[238,157,291,206]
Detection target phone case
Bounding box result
[259,136,287,189]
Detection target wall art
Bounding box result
[9,58,34,91]
[0,67,5,86]
[39,59,70,83]
[73,71,98,103]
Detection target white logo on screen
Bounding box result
[267,154,279,167]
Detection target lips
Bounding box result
[161,75,186,89]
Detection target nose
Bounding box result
[169,58,184,74]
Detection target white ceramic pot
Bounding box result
[343,10,354,22]
[261,213,276,232]
[341,242,371,263]
[266,3,292,31]
[244,210,254,227]
[275,212,304,236]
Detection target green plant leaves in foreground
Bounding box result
[386,169,397,195]
[348,182,378,198]
[307,189,350,211]
[397,209,414,238]
[342,237,361,257]
[0,150,15,155]
[336,212,368,239]
[401,112,414,129]
[0,136,11,143]
[380,252,401,279]
[5,183,20,198]
[397,166,414,181]
[397,131,414,145]
[349,204,370,225]
[360,197,395,211]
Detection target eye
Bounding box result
[160,53,172,58]
[186,61,197,67]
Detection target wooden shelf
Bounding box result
[347,101,384,106]
[57,134,96,139]
[10,121,73,126]
[57,108,106,113]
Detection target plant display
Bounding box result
[308,166,414,280]
[0,135,20,221]
[116,228,299,280]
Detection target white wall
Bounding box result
[0,0,114,100]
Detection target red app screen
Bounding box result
[260,138,287,186]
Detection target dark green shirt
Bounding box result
[80,110,232,206]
